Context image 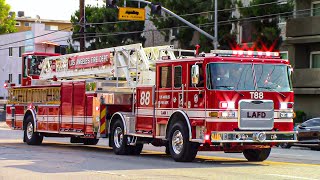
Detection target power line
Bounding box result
[82,1,287,25]
[0,0,291,48]
[0,2,312,50]
[0,7,308,51]
[0,25,75,48]
[49,8,307,43]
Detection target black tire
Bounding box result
[83,138,99,145]
[165,145,170,155]
[280,142,292,149]
[243,148,271,162]
[111,120,129,155]
[70,137,84,143]
[128,144,144,155]
[168,121,199,162]
[24,116,43,145]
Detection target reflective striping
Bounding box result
[206,119,238,122]
[100,122,106,134]
[137,109,154,116]
[101,108,106,119]
[100,105,107,134]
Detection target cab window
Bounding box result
[174,66,182,88]
[160,66,172,88]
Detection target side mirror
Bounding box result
[191,65,199,86]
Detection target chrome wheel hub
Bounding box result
[114,127,123,148]
[172,130,184,154]
[26,122,33,140]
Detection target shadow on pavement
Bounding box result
[0,141,265,174]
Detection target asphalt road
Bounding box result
[0,126,319,180]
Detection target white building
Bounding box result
[0,23,74,99]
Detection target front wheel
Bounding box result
[111,120,129,155]
[280,142,292,149]
[168,121,199,162]
[24,116,43,145]
[243,148,271,162]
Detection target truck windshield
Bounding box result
[207,63,292,91]
[23,56,46,77]
[255,64,292,92]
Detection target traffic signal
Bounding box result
[106,0,118,8]
[151,3,161,15]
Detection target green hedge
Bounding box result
[294,110,306,124]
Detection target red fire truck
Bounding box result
[6,43,297,162]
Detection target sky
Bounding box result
[6,0,104,21]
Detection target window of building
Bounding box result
[240,21,254,43]
[24,22,31,27]
[160,66,172,88]
[9,74,12,83]
[312,2,320,16]
[55,45,67,55]
[174,66,182,88]
[19,46,25,57]
[9,47,13,57]
[45,25,59,31]
[310,51,320,68]
[15,22,21,26]
[18,74,21,84]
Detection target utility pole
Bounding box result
[214,0,218,50]
[80,0,85,52]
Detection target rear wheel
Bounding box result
[168,121,199,162]
[128,144,144,155]
[111,120,129,155]
[24,116,43,145]
[243,148,271,162]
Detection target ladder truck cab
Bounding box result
[6,44,297,162]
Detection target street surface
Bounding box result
[0,123,319,180]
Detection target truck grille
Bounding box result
[239,100,274,130]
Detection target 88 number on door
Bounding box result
[140,91,150,106]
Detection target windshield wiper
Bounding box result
[258,86,286,98]
[216,86,244,97]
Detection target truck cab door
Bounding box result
[186,63,206,118]
[172,66,185,110]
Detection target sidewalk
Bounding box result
[0,121,8,128]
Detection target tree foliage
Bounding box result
[150,0,236,51]
[0,0,16,34]
[237,0,293,51]
[71,1,146,51]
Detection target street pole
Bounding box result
[80,0,85,52]
[130,0,216,42]
[84,2,86,52]
[214,0,218,49]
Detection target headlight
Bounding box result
[220,101,235,109]
[280,112,294,118]
[220,111,237,118]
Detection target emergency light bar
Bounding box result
[210,50,280,58]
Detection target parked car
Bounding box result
[280,118,320,149]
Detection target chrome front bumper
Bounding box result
[211,131,298,143]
